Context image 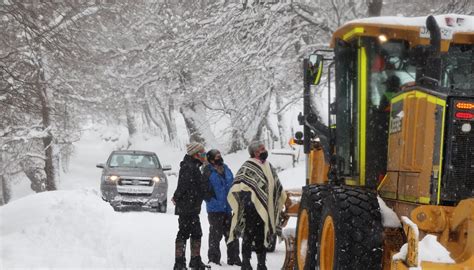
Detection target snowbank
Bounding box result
[0,189,116,268]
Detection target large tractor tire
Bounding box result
[295,185,383,270]
[295,185,331,270]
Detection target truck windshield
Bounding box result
[441,44,474,92]
[109,154,161,169]
[368,40,416,108]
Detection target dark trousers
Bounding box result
[208,212,240,262]
[242,205,265,260]
[176,214,203,241]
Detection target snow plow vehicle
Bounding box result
[282,14,474,270]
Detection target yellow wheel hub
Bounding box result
[320,215,335,270]
[296,209,309,269]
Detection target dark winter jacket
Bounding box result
[204,164,233,214]
[173,154,209,215]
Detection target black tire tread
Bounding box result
[295,185,383,270]
[329,186,383,269]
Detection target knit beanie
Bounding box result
[186,142,205,156]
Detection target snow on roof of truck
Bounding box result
[348,14,474,33]
[330,14,474,50]
[112,150,156,155]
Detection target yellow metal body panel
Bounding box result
[380,89,446,205]
[358,44,367,186]
[308,147,329,185]
[342,27,364,42]
[389,199,474,270]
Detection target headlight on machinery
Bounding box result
[152,176,161,183]
[107,175,120,182]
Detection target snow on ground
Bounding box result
[1,127,304,269]
[2,125,455,269]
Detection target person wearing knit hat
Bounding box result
[172,142,211,270]
[187,142,205,156]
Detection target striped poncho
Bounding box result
[227,158,287,247]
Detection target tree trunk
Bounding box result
[0,154,11,205]
[24,165,47,192]
[0,175,10,206]
[229,127,245,153]
[36,50,56,191]
[153,93,177,142]
[166,97,177,143]
[367,0,383,17]
[228,91,246,153]
[250,92,272,142]
[275,92,287,148]
[125,99,137,139]
[180,102,206,144]
[144,103,164,130]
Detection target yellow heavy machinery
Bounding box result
[283,14,474,269]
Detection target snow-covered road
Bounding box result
[1,129,303,269]
[1,188,288,269]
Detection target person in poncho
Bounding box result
[227,141,287,270]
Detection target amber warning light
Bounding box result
[456,102,474,110]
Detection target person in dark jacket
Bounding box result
[172,142,211,270]
[204,149,241,266]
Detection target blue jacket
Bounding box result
[204,164,233,214]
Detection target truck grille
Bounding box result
[450,121,474,186]
[119,177,153,186]
[441,98,474,202]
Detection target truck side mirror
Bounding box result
[295,131,303,140]
[305,54,324,86]
[162,165,172,171]
[291,131,304,145]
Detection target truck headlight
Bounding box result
[107,175,119,182]
[152,176,161,183]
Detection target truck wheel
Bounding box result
[316,186,383,270]
[295,185,331,270]
[159,200,167,213]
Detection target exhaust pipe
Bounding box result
[426,15,441,57]
[422,15,443,84]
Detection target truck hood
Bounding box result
[104,167,163,178]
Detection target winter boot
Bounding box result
[173,261,188,270]
[240,259,252,270]
[241,244,252,270]
[174,240,187,270]
[256,252,267,270]
[189,256,211,270]
[189,239,210,269]
[227,240,242,266]
[227,256,242,266]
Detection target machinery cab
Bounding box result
[288,14,474,270]
[303,15,474,208]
